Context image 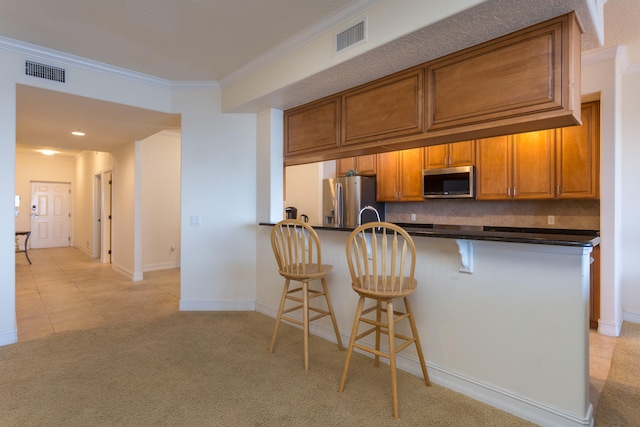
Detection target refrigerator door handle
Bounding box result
[335,182,343,227]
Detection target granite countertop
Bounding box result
[259,222,600,248]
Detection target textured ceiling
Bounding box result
[5,0,639,156]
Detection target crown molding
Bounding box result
[218,0,383,88]
[0,35,219,90]
[582,45,621,66]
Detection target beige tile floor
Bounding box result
[15,247,180,342]
[15,247,616,412]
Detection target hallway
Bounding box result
[15,247,180,342]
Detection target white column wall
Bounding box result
[175,87,257,310]
[621,65,640,322]
[0,55,17,345]
[256,108,284,224]
[582,48,624,336]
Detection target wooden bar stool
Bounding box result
[338,222,430,418]
[269,219,343,370]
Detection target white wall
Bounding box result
[110,142,138,279]
[141,131,181,271]
[283,163,324,224]
[621,66,640,322]
[174,86,257,310]
[73,150,115,255]
[581,48,624,336]
[0,57,17,345]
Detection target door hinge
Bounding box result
[108,250,112,255]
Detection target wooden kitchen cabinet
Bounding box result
[342,67,424,147]
[513,130,555,199]
[283,13,581,166]
[376,148,424,201]
[556,101,600,199]
[475,130,554,200]
[284,95,340,160]
[425,12,581,140]
[336,155,377,176]
[475,136,511,200]
[424,140,475,169]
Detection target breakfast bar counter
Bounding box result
[259,222,600,248]
[256,221,597,426]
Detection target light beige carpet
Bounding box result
[0,311,594,426]
[594,321,640,426]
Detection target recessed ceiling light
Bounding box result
[71,130,85,136]
[39,149,56,156]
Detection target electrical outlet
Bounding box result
[411,213,417,222]
[547,215,555,225]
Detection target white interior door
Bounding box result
[30,182,71,249]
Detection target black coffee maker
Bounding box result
[285,207,297,219]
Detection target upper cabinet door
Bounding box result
[425,12,582,141]
[424,144,449,169]
[376,151,400,201]
[448,141,475,167]
[376,148,424,202]
[284,96,340,162]
[336,157,357,176]
[513,130,555,200]
[425,141,476,169]
[342,68,424,147]
[556,101,600,199]
[399,148,425,200]
[475,136,512,200]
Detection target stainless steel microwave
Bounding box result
[422,166,475,199]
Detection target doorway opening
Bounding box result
[94,170,113,263]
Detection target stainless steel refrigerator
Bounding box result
[322,176,385,228]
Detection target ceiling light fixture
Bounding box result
[39,149,56,156]
[71,130,85,136]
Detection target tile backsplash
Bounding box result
[385,199,600,230]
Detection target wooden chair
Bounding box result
[338,222,430,418]
[269,219,343,370]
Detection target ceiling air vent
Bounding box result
[24,60,67,83]
[336,19,366,53]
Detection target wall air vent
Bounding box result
[24,60,67,83]
[335,19,366,53]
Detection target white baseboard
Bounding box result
[143,262,180,272]
[0,328,17,346]
[599,311,625,337]
[74,244,92,257]
[623,309,640,324]
[255,302,592,427]
[111,263,143,282]
[180,299,256,311]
